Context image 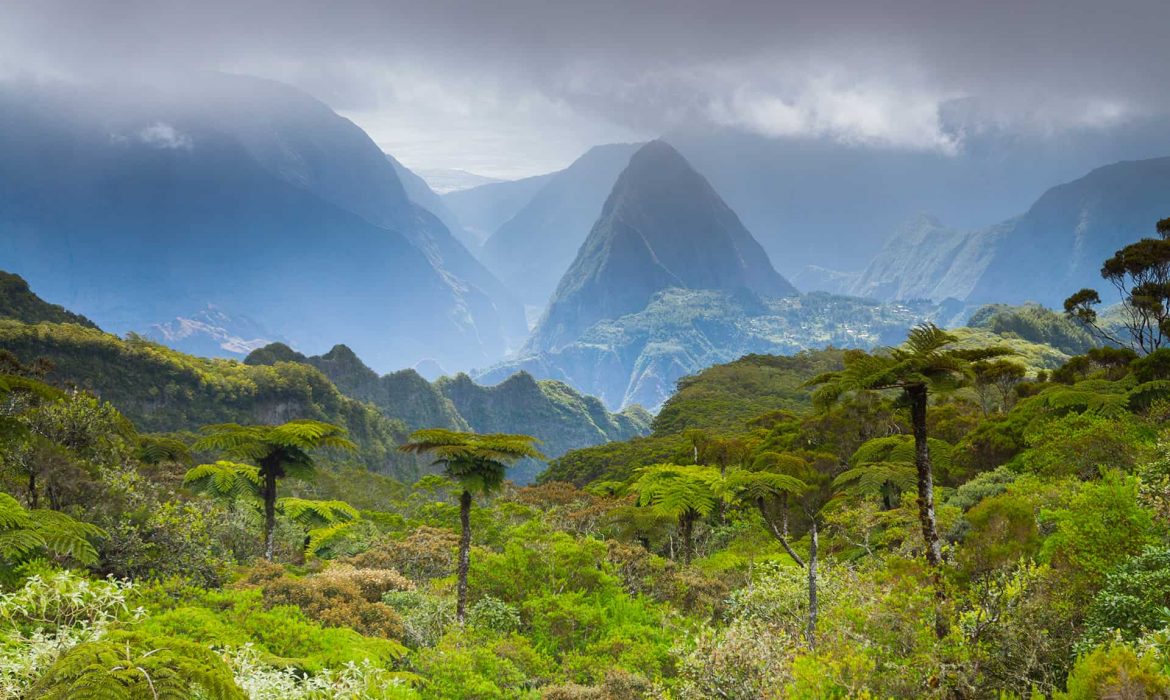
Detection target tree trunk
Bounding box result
[457,489,472,623]
[680,512,695,565]
[263,469,277,561]
[760,498,805,567]
[907,384,942,567]
[27,470,36,510]
[807,520,818,650]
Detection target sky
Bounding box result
[0,0,1167,179]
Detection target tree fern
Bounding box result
[29,630,245,699]
[276,497,359,529]
[183,461,262,501]
[0,493,105,575]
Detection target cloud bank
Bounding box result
[0,0,1163,175]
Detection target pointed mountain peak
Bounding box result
[527,141,797,352]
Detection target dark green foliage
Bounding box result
[968,303,1096,356]
[1083,548,1170,645]
[246,343,650,484]
[652,350,845,435]
[541,434,690,486]
[0,271,97,329]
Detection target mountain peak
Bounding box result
[527,140,796,352]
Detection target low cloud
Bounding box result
[136,122,193,151]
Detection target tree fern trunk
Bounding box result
[457,489,472,623]
[807,520,818,650]
[908,384,942,567]
[28,471,36,510]
[263,469,277,562]
[681,512,695,565]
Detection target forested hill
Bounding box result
[0,271,97,329]
[245,342,652,484]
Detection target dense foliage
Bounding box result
[5,245,1170,696]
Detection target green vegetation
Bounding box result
[6,224,1170,697]
[246,343,651,484]
[0,272,96,329]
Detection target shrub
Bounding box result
[346,527,457,583]
[261,571,406,640]
[1058,643,1170,699]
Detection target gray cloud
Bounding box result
[1,0,1166,175]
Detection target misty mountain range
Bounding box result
[3,70,1170,411]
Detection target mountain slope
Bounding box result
[387,153,482,252]
[442,172,558,252]
[0,271,97,328]
[244,341,650,484]
[967,157,1170,306]
[0,75,522,372]
[850,215,1009,301]
[480,143,643,308]
[528,140,796,352]
[484,290,935,410]
[851,157,1170,307]
[0,320,422,480]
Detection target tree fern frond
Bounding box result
[183,462,262,501]
[276,497,360,528]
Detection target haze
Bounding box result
[2,0,1166,178]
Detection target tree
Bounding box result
[630,464,720,565]
[399,429,543,623]
[723,451,831,649]
[192,420,355,561]
[1064,217,1170,354]
[811,324,1009,567]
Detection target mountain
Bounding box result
[851,157,1170,308]
[144,305,281,358]
[482,289,936,410]
[0,74,524,373]
[0,271,97,329]
[479,143,644,308]
[386,154,481,251]
[442,172,558,251]
[669,116,1170,282]
[245,342,651,484]
[527,140,797,353]
[849,215,1009,302]
[967,157,1170,306]
[415,168,503,194]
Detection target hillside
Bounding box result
[245,342,650,484]
[0,320,423,480]
[0,75,523,373]
[442,171,557,247]
[853,157,1170,307]
[0,271,97,328]
[484,289,937,410]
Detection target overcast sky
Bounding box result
[1,0,1166,178]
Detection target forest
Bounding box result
[3,227,1170,700]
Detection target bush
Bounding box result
[260,569,408,640]
[1058,643,1170,699]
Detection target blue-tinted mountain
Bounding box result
[669,117,1170,282]
[386,153,482,251]
[851,157,1170,308]
[527,140,797,352]
[0,74,524,372]
[442,172,557,250]
[479,143,644,308]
